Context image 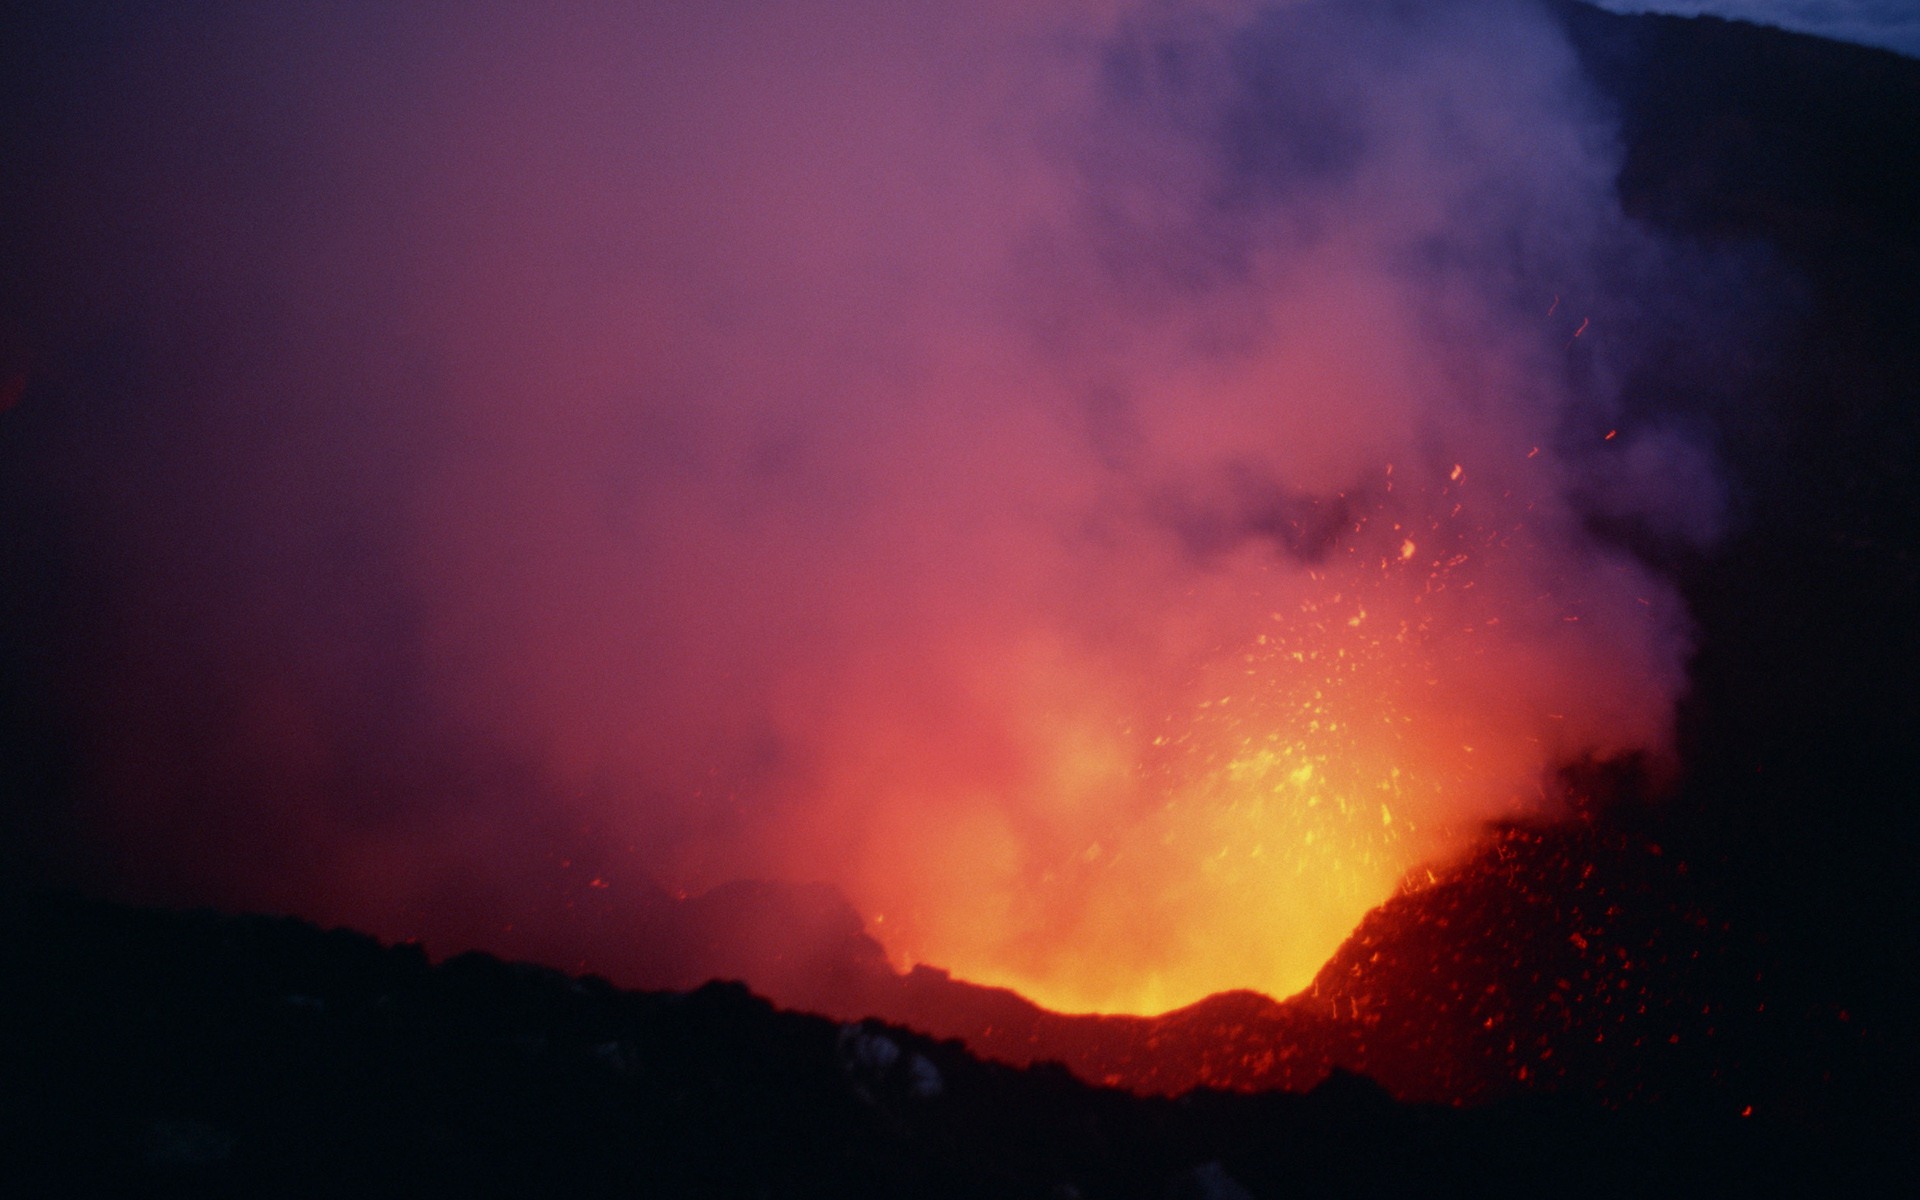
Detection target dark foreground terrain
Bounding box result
[2,889,1904,1199]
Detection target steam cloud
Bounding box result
[5,0,1736,1012]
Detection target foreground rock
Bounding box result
[2,890,1902,1198]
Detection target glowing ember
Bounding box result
[837,459,1675,1016]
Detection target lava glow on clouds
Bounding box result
[8,0,1734,1014]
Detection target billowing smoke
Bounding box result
[2,1,1735,1013]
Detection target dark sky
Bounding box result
[1594,1,1920,57]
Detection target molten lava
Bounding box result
[839,456,1666,1017]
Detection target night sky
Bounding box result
[1594,0,1920,58]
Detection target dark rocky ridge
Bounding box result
[1,888,1896,1198]
[602,811,1878,1124]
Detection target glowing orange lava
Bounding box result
[844,460,1601,1017]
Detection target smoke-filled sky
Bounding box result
[1,0,1750,1013]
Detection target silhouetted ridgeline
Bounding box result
[0,890,1899,1198]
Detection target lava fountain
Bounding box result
[795,437,1691,1016]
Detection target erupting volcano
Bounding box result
[3,0,1916,1161]
[0,0,1735,1014]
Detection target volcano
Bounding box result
[2,2,1918,1190]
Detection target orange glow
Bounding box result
[818,459,1627,1017]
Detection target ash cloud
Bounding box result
[0,1,1747,1010]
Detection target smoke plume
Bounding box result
[2,0,1735,1012]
